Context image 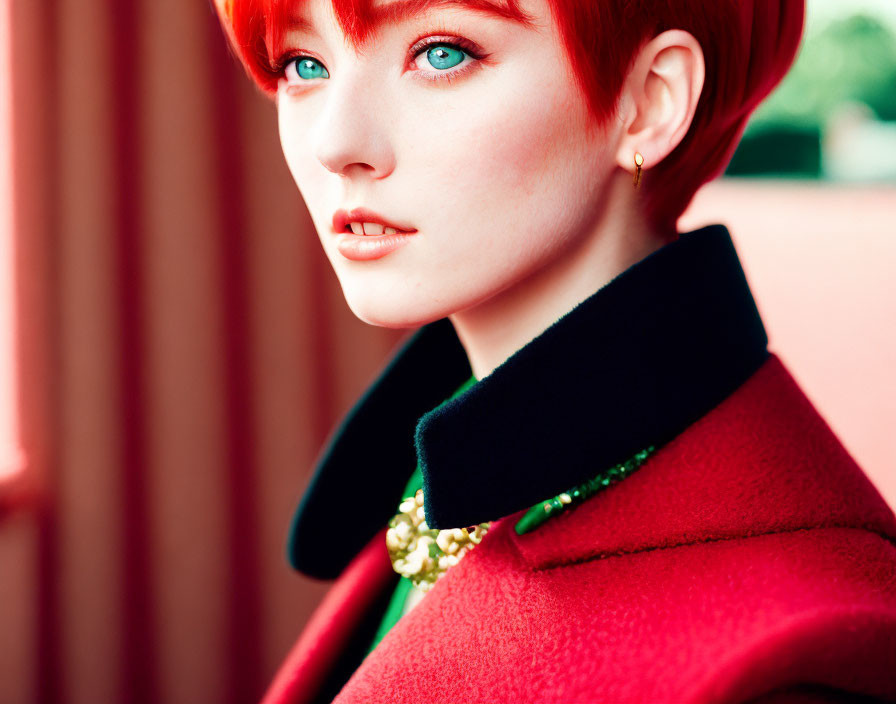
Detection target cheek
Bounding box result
[401,69,606,262]
[481,75,606,214]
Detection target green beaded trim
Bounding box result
[514,446,655,536]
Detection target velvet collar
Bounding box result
[288,223,769,579]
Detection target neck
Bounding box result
[449,172,674,380]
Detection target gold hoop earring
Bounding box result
[633,152,644,189]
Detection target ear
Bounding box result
[615,30,706,179]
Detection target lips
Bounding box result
[332,207,417,236]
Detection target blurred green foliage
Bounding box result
[726,13,896,177]
[752,14,896,127]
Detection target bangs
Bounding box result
[217,0,534,94]
[216,0,806,233]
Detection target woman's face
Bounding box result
[276,0,618,327]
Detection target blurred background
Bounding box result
[0,0,893,702]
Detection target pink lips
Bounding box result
[331,207,418,261]
[336,233,416,261]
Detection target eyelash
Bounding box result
[276,31,485,87]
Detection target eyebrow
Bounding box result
[286,0,536,38]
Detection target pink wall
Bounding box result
[680,179,896,508]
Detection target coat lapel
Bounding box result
[261,530,396,704]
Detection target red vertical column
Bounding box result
[205,10,264,703]
[109,1,157,702]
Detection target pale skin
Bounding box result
[276,0,705,379]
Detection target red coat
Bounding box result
[263,226,896,703]
[264,354,896,703]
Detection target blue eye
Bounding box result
[425,45,465,71]
[410,37,483,83]
[290,57,329,80]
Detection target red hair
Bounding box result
[215,0,805,233]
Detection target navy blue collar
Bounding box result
[289,224,769,579]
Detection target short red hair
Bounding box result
[215,0,805,232]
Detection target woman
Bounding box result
[214,0,896,702]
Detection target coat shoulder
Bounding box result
[579,525,896,704]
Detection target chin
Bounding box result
[342,290,449,330]
[332,255,481,329]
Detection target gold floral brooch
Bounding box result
[385,489,489,592]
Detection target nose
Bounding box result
[312,70,396,180]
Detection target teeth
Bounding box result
[346,221,404,235]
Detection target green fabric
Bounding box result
[367,374,477,655]
[369,571,416,653]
